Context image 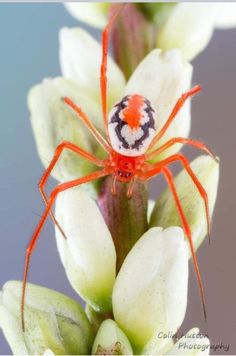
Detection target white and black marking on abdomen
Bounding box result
[108,95,157,157]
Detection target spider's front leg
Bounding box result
[148,85,202,150]
[22,167,112,331]
[38,141,105,238]
[146,136,218,162]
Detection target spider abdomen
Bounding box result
[108,94,156,157]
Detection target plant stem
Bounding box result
[98,177,148,271]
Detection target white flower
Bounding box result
[55,188,116,313]
[112,226,188,354]
[0,281,93,355]
[29,26,193,183]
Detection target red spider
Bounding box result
[21,12,217,329]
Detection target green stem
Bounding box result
[98,177,148,271]
[109,3,156,79]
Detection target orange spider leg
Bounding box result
[63,97,111,153]
[140,164,206,319]
[100,9,121,138]
[127,178,136,199]
[146,137,218,162]
[148,85,202,150]
[21,167,112,331]
[144,153,211,242]
[39,141,105,238]
[161,167,207,319]
[111,175,117,196]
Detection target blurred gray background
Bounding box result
[0,3,236,355]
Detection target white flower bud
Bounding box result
[215,3,236,29]
[166,328,210,355]
[157,3,219,61]
[55,189,116,313]
[150,155,220,252]
[64,2,109,29]
[0,281,93,355]
[59,27,125,110]
[28,77,104,189]
[112,227,188,353]
[92,319,133,355]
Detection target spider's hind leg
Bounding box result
[161,166,207,320]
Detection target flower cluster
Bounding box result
[1,2,233,355]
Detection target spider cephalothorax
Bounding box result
[21,9,218,330]
[108,94,156,156]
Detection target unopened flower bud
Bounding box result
[92,319,133,355]
[55,189,116,313]
[150,155,219,252]
[0,281,93,355]
[112,227,188,353]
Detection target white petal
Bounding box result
[59,27,126,110]
[157,3,219,61]
[55,188,116,312]
[167,328,210,355]
[28,77,105,186]
[125,49,192,157]
[112,227,188,353]
[215,3,236,29]
[64,2,109,29]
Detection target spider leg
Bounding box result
[21,167,112,331]
[140,164,206,319]
[127,178,136,199]
[146,136,218,162]
[39,141,105,239]
[101,9,120,138]
[111,175,117,196]
[63,97,111,153]
[143,153,211,242]
[161,166,207,320]
[148,85,202,150]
